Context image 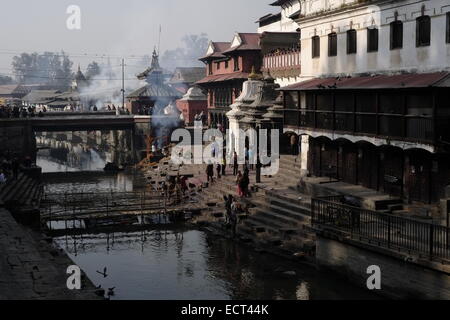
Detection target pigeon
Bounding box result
[96,267,108,278]
[108,287,116,297]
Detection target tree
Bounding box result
[11,51,73,88]
[161,33,208,70]
[85,61,101,80]
[0,75,13,85]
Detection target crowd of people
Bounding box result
[160,173,189,204]
[0,105,47,118]
[0,151,33,185]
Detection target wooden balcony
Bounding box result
[282,89,450,146]
[262,49,301,73]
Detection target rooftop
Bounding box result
[280,72,450,91]
[169,67,206,84]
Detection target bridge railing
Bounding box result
[311,197,450,261]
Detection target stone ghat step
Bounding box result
[375,199,404,211]
[0,173,27,202]
[250,197,311,222]
[279,155,301,165]
[265,189,312,207]
[0,173,43,208]
[249,208,303,229]
[240,217,312,241]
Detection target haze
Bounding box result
[0,0,272,74]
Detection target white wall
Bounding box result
[299,0,450,79]
[257,0,301,33]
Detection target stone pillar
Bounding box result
[226,79,263,159]
[300,134,310,177]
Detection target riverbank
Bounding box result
[0,207,99,299]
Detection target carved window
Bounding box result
[390,21,403,50]
[312,36,320,58]
[447,13,450,43]
[347,29,357,54]
[367,28,379,52]
[416,16,431,47]
[328,33,337,57]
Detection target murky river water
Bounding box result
[38,140,380,300]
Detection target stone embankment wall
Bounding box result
[316,236,450,299]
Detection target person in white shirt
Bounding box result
[0,171,6,184]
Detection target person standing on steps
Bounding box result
[0,170,6,184]
[233,151,238,176]
[216,163,221,179]
[221,155,226,176]
[224,194,233,225]
[206,162,214,184]
[230,198,239,238]
[236,171,243,197]
[290,134,298,155]
[240,171,250,198]
[256,155,262,184]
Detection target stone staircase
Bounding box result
[0,172,43,227]
[180,155,316,259]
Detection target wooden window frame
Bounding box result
[328,33,337,57]
[312,36,320,58]
[416,15,431,47]
[390,21,403,50]
[347,29,357,54]
[367,28,379,52]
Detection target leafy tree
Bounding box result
[11,51,73,88]
[0,75,13,85]
[85,61,101,80]
[161,33,208,70]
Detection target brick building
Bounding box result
[176,86,207,126]
[196,33,261,129]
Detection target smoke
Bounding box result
[78,61,145,111]
[151,99,183,149]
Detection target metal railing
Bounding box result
[311,196,450,261]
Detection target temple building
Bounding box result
[196,33,262,129]
[71,66,88,92]
[127,49,182,115]
[256,1,302,86]
[176,86,208,126]
[275,0,450,214]
[169,67,206,94]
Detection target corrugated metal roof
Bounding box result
[127,84,182,99]
[196,72,249,85]
[199,42,231,61]
[22,90,63,102]
[169,67,206,84]
[280,72,450,91]
[222,33,261,54]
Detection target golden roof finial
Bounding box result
[248,66,262,80]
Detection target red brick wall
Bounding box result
[176,99,208,125]
[206,51,261,76]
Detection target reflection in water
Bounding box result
[43,133,379,301]
[43,171,140,194]
[36,130,133,173]
[55,230,379,300]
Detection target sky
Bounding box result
[0,0,274,76]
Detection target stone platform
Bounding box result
[0,208,99,300]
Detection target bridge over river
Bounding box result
[0,112,156,162]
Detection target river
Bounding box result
[38,136,380,300]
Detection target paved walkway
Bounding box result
[0,208,98,299]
